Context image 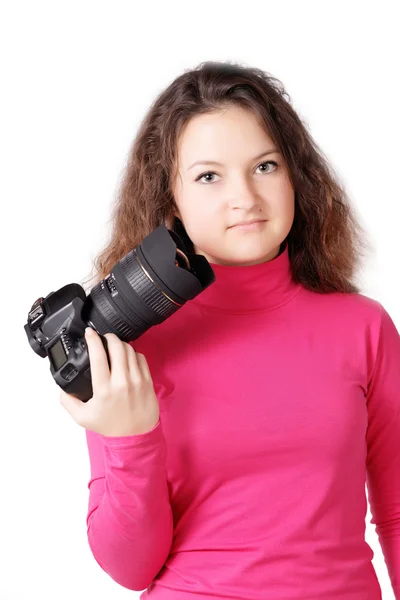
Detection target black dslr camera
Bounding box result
[24,224,215,402]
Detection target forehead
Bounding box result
[177,107,273,162]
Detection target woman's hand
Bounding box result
[59,328,160,437]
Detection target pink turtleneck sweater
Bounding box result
[84,243,400,599]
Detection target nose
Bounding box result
[229,177,261,210]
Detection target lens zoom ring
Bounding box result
[91,283,141,339]
[120,250,177,319]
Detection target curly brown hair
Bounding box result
[81,60,373,294]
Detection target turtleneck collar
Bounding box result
[189,241,302,314]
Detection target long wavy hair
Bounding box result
[81,60,373,294]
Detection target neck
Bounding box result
[188,241,302,314]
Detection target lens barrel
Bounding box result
[82,224,215,342]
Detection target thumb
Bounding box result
[59,388,85,425]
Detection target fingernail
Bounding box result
[85,327,93,336]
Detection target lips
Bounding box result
[230,219,266,228]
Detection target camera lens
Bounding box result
[81,224,215,343]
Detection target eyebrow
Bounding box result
[188,148,279,170]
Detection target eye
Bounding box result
[255,160,278,174]
[195,161,278,184]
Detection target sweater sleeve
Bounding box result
[365,302,400,599]
[84,418,174,591]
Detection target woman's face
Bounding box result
[171,105,295,266]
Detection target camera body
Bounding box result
[24,224,215,402]
[24,283,101,402]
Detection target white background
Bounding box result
[1,1,399,598]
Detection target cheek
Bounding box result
[186,218,218,244]
[282,194,295,214]
[184,213,224,249]
[181,200,218,226]
[273,188,295,215]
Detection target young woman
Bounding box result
[61,61,400,599]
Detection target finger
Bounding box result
[135,351,152,382]
[125,342,142,379]
[105,333,130,384]
[59,388,86,425]
[85,328,111,395]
